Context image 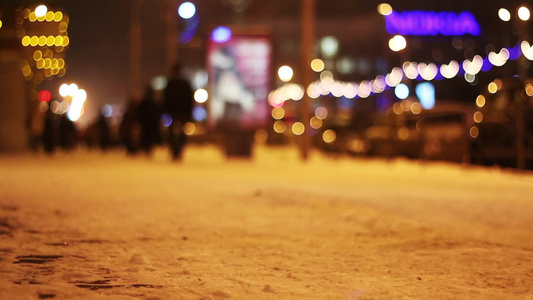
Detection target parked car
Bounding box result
[345,100,472,162]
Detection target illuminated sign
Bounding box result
[207,35,272,130]
[386,11,480,36]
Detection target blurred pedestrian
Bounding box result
[138,86,161,156]
[162,63,194,160]
[58,114,78,151]
[120,98,141,155]
[42,109,56,155]
[97,110,112,151]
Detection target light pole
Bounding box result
[498,5,530,170]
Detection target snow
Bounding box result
[0,144,532,299]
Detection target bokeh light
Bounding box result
[292,122,305,135]
[37,90,51,102]
[476,95,486,108]
[273,120,286,133]
[498,8,511,21]
[271,107,285,120]
[278,65,294,82]
[389,35,406,52]
[194,88,208,103]
[518,6,530,21]
[310,116,323,129]
[378,3,393,16]
[211,26,232,43]
[193,106,207,121]
[35,5,48,18]
[322,129,336,143]
[315,107,328,119]
[311,59,325,72]
[394,83,409,99]
[178,2,196,19]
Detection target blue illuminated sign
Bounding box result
[386,11,480,36]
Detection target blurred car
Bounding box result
[346,100,472,162]
[468,78,533,169]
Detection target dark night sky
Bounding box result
[47,0,168,125]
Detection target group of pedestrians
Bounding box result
[117,63,195,159]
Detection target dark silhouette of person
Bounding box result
[58,114,78,151]
[120,98,140,155]
[163,63,194,160]
[97,111,112,151]
[137,86,161,156]
[42,109,56,155]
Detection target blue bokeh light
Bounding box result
[394,83,410,100]
[415,82,436,109]
[211,26,232,43]
[192,106,207,122]
[161,113,173,127]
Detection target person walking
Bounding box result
[138,86,161,156]
[162,63,194,160]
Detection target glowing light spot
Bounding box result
[54,11,63,22]
[292,122,305,135]
[45,11,54,21]
[38,90,51,102]
[310,116,322,129]
[322,129,336,143]
[62,36,69,46]
[22,36,31,46]
[311,59,325,72]
[29,12,37,22]
[178,2,196,19]
[193,106,207,121]
[498,8,511,22]
[211,26,232,43]
[46,35,55,46]
[411,102,422,114]
[389,35,406,52]
[102,104,113,117]
[278,65,294,82]
[0,20,2,29]
[526,84,533,97]
[378,3,393,16]
[473,111,483,123]
[476,95,486,108]
[518,6,530,21]
[320,36,339,58]
[488,82,498,94]
[470,126,479,138]
[394,83,409,100]
[271,107,285,120]
[35,5,48,18]
[161,113,172,127]
[315,107,328,119]
[183,122,196,135]
[320,71,333,83]
[194,88,208,103]
[273,120,286,133]
[54,36,63,47]
[33,50,42,61]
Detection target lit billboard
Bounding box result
[207,34,272,131]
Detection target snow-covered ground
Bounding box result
[0,144,532,299]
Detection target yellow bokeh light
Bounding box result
[470,126,479,138]
[310,58,325,72]
[271,107,285,120]
[55,36,63,46]
[183,122,196,135]
[526,84,533,97]
[310,116,323,129]
[59,22,68,33]
[22,65,32,77]
[292,122,305,135]
[378,3,393,16]
[29,12,37,22]
[498,8,511,22]
[322,129,336,143]
[46,35,55,46]
[22,36,31,46]
[58,59,65,69]
[36,58,45,69]
[411,102,422,114]
[46,11,54,22]
[473,111,483,123]
[273,120,286,133]
[38,36,46,46]
[30,36,39,46]
[33,50,42,61]
[23,9,31,19]
[0,20,2,29]
[476,95,486,107]
[62,36,70,46]
[393,102,403,114]
[54,12,63,22]
[488,82,498,94]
